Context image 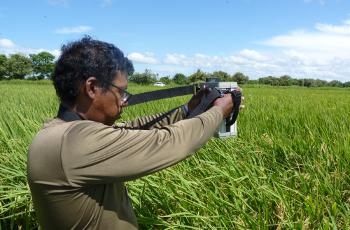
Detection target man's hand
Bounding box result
[213,94,234,118]
[186,87,244,118]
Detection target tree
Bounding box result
[259,76,272,85]
[302,79,317,87]
[298,79,306,87]
[259,76,280,86]
[129,69,157,85]
[279,75,293,86]
[6,54,32,79]
[173,73,187,85]
[327,80,343,87]
[232,72,249,84]
[212,71,230,81]
[0,54,7,79]
[313,79,327,87]
[30,51,55,80]
[343,81,350,87]
[159,76,171,85]
[188,69,208,83]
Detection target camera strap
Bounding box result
[56,84,241,125]
[128,85,241,125]
[187,88,222,118]
[127,85,195,106]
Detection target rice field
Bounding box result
[0,80,350,229]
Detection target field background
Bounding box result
[0,80,350,229]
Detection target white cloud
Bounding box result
[164,53,188,65]
[162,50,271,70]
[239,49,268,61]
[0,37,60,58]
[144,17,350,82]
[255,18,350,81]
[261,30,350,56]
[316,20,350,34]
[54,26,92,34]
[0,38,15,48]
[152,51,277,79]
[48,49,61,58]
[192,54,217,67]
[128,52,158,64]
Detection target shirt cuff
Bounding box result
[180,104,189,117]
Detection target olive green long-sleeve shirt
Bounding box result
[27,106,224,230]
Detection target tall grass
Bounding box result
[0,81,349,229]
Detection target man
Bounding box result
[27,37,234,229]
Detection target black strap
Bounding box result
[128,85,194,106]
[226,90,242,128]
[128,85,241,125]
[56,85,241,125]
[187,88,222,118]
[57,104,83,122]
[186,88,241,126]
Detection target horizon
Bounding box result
[1,0,350,82]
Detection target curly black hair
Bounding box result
[52,36,134,105]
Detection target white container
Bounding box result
[216,82,238,138]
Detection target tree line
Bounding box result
[129,69,250,85]
[0,52,349,87]
[130,69,350,87]
[254,75,350,87]
[0,52,55,80]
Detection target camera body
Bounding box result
[200,78,239,138]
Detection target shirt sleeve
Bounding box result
[61,106,224,187]
[115,106,187,130]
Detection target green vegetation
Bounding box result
[0,81,350,229]
[1,52,350,88]
[0,52,55,80]
[29,52,55,80]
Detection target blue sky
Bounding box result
[1,0,350,82]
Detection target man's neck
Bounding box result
[57,104,85,121]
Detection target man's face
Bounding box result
[93,71,128,125]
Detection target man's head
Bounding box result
[52,36,134,125]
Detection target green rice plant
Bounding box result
[0,81,350,229]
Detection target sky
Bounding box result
[1,0,350,82]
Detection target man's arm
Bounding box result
[116,88,210,130]
[115,105,187,130]
[61,106,224,186]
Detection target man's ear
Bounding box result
[84,76,99,100]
